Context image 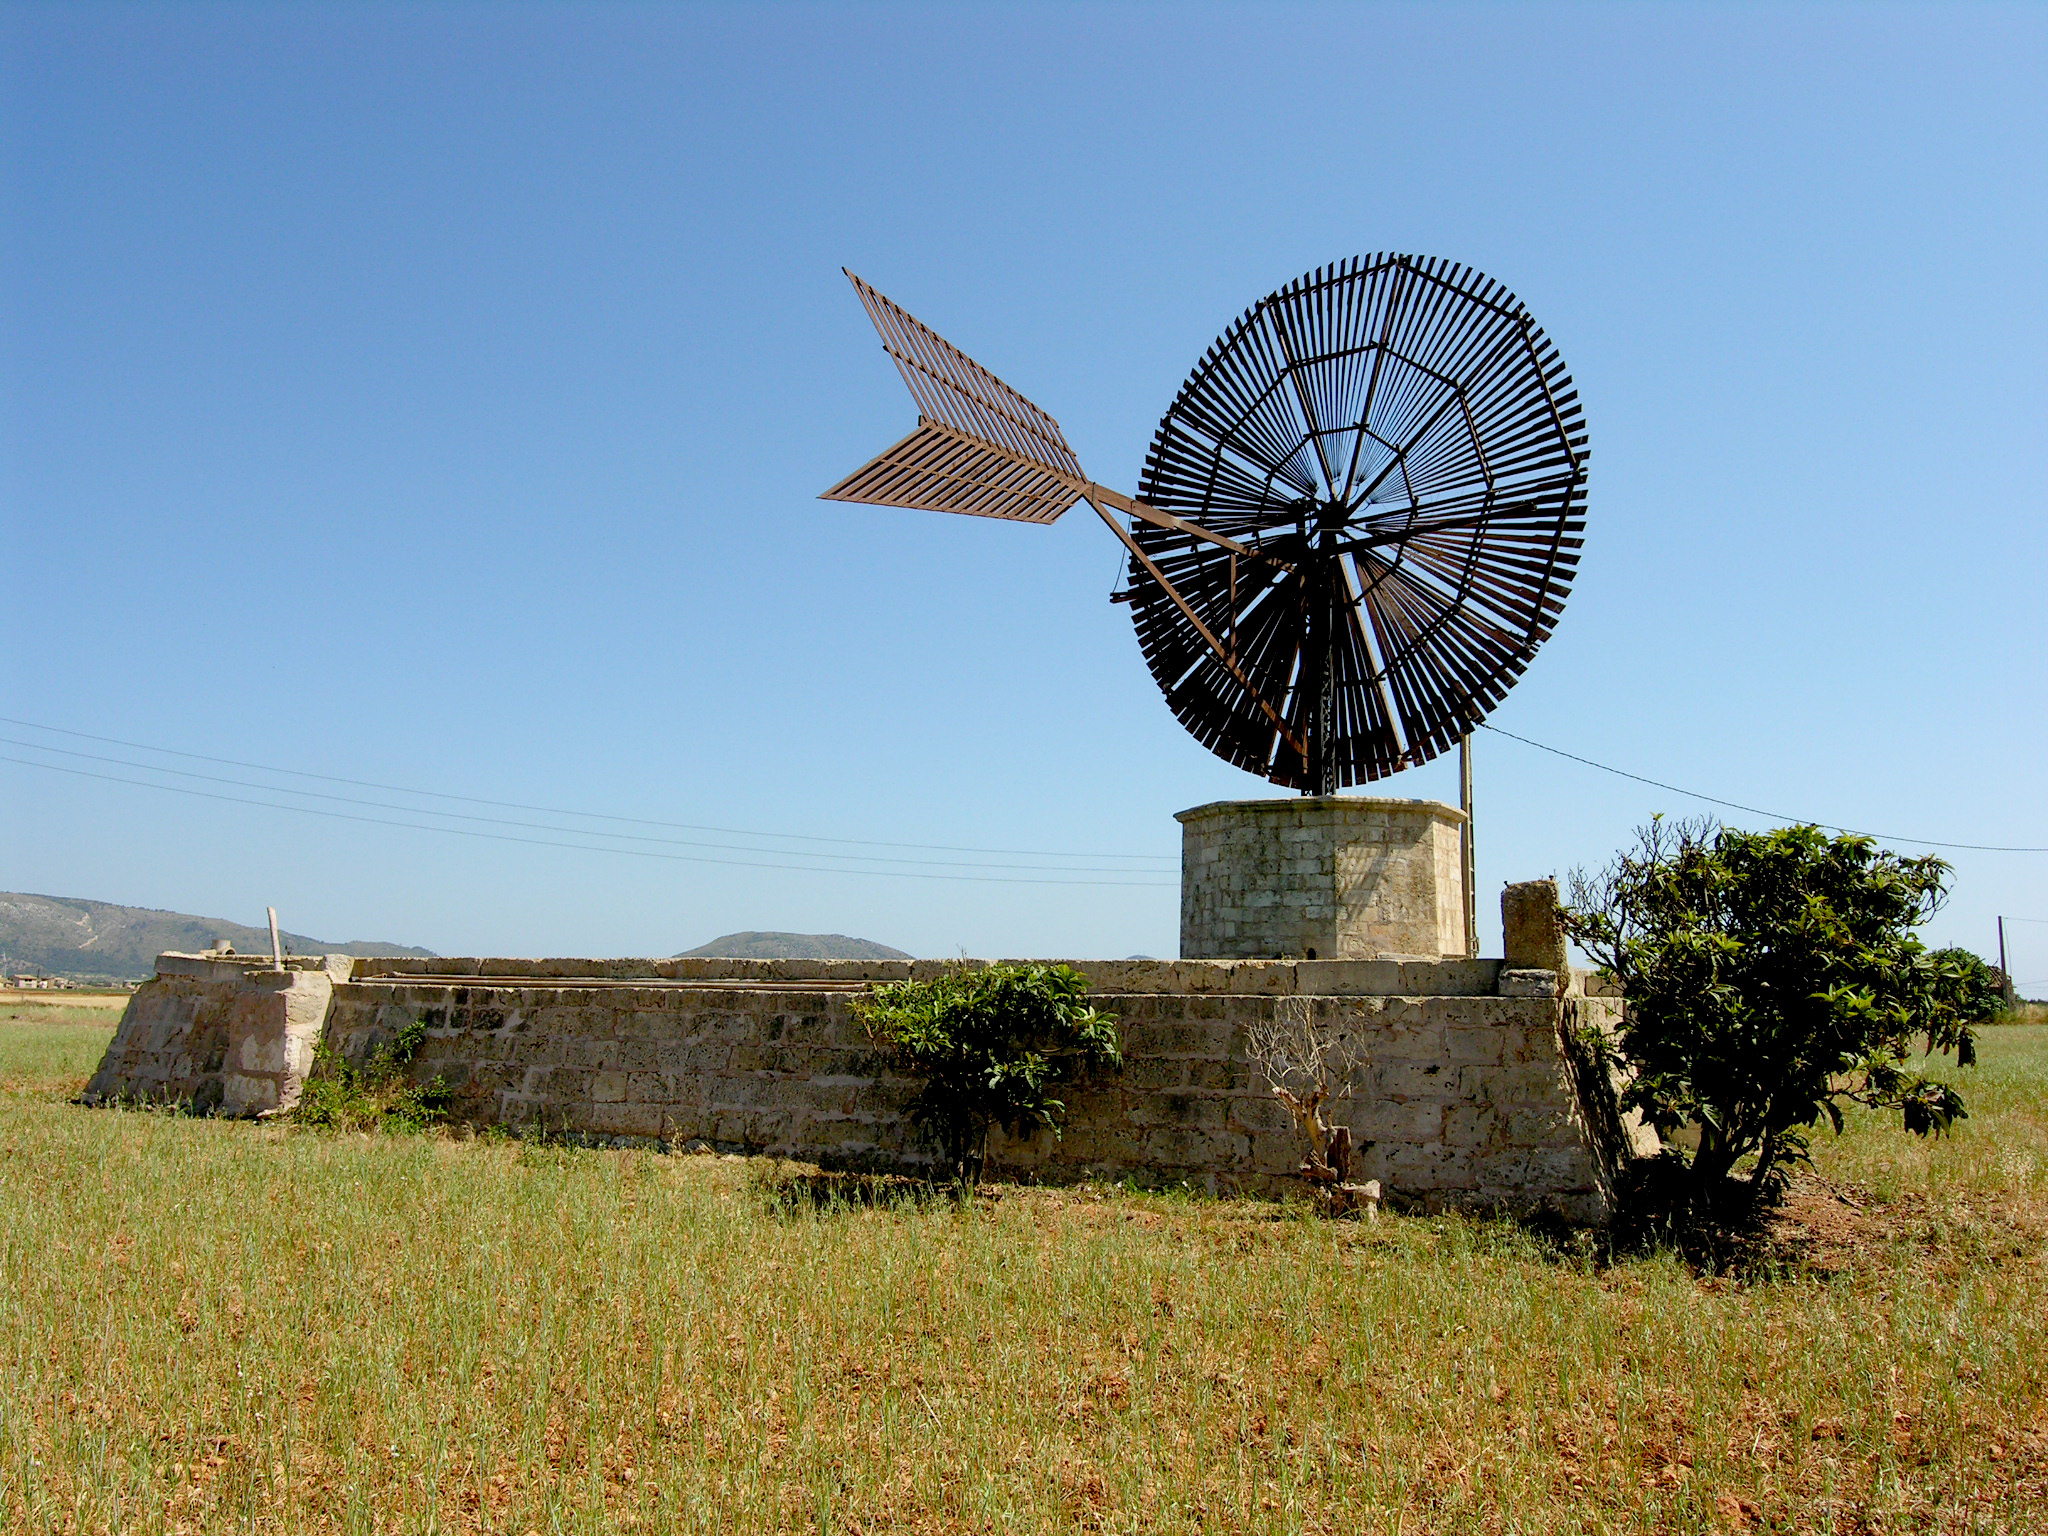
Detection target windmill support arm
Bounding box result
[1083,492,1308,763]
[1085,483,1290,570]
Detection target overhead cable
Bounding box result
[0,737,1161,875]
[0,715,1174,864]
[0,755,1176,889]
[1481,724,2048,854]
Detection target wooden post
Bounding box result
[267,907,284,972]
[1998,916,2015,1004]
[1459,734,1477,958]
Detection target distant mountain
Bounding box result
[0,892,435,986]
[677,931,911,961]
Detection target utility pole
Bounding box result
[1998,916,2015,1004]
[1459,734,1477,958]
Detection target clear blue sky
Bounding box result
[4,2,2043,980]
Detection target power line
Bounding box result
[0,755,1177,889]
[0,715,1175,864]
[1481,725,2048,853]
[0,737,1163,875]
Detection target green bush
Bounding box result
[1926,946,2012,1024]
[1564,819,1985,1224]
[292,1021,451,1133]
[854,963,1120,1187]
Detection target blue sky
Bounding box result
[3,2,2043,980]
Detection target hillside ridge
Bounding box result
[676,931,911,961]
[0,891,435,985]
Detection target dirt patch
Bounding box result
[1764,1173,2048,1281]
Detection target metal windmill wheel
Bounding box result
[824,255,1588,795]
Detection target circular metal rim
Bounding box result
[1128,254,1589,792]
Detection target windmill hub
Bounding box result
[824,256,1588,959]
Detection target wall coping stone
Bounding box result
[326,954,1508,997]
[155,952,356,982]
[1175,795,1467,827]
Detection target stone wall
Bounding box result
[82,953,344,1115]
[88,950,1636,1221]
[1178,797,1467,960]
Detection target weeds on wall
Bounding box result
[291,1021,451,1133]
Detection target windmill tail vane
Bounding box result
[821,260,1588,795]
[823,272,1260,557]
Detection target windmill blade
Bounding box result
[822,272,1088,523]
[1128,255,1589,791]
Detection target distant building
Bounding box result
[8,974,72,990]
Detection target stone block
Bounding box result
[788,1079,863,1115]
[729,1042,781,1073]
[1144,1126,1250,1171]
[1358,1098,1448,1142]
[1225,1095,1296,1134]
[656,1041,732,1074]
[1498,969,1559,999]
[1459,1061,1571,1103]
[1184,1059,1244,1091]
[1225,964,1299,995]
[1373,1059,1454,1098]
[1438,1027,1507,1067]
[539,1066,596,1100]
[1156,1093,1227,1130]
[1442,1104,1504,1150]
[1380,1141,1479,1191]
[1121,1022,1227,1059]
[1247,1127,1308,1175]
[618,1073,667,1105]
[1295,959,1406,994]
[1394,959,1502,997]
[585,1101,667,1140]
[1501,879,1568,972]
[1120,1057,1187,1092]
[1476,1146,1597,1197]
[1502,1105,1573,1147]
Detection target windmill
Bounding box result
[823,257,1588,805]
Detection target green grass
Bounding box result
[0,1000,126,1098]
[2,1015,2043,1534]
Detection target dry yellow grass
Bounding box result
[2,1013,2043,1534]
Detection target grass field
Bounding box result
[2,1005,2043,1534]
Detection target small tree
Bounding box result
[1244,997,1377,1213]
[1564,818,1985,1220]
[854,963,1120,1188]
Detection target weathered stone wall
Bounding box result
[82,953,344,1115]
[85,949,1638,1220]
[1178,797,1468,960]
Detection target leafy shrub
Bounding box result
[292,1021,451,1132]
[853,963,1120,1187]
[1564,819,1984,1223]
[1926,946,2012,1024]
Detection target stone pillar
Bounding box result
[1177,796,1468,960]
[84,952,350,1115]
[1501,879,1568,973]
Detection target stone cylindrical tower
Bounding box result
[1177,796,1469,961]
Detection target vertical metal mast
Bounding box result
[1459,734,1477,958]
